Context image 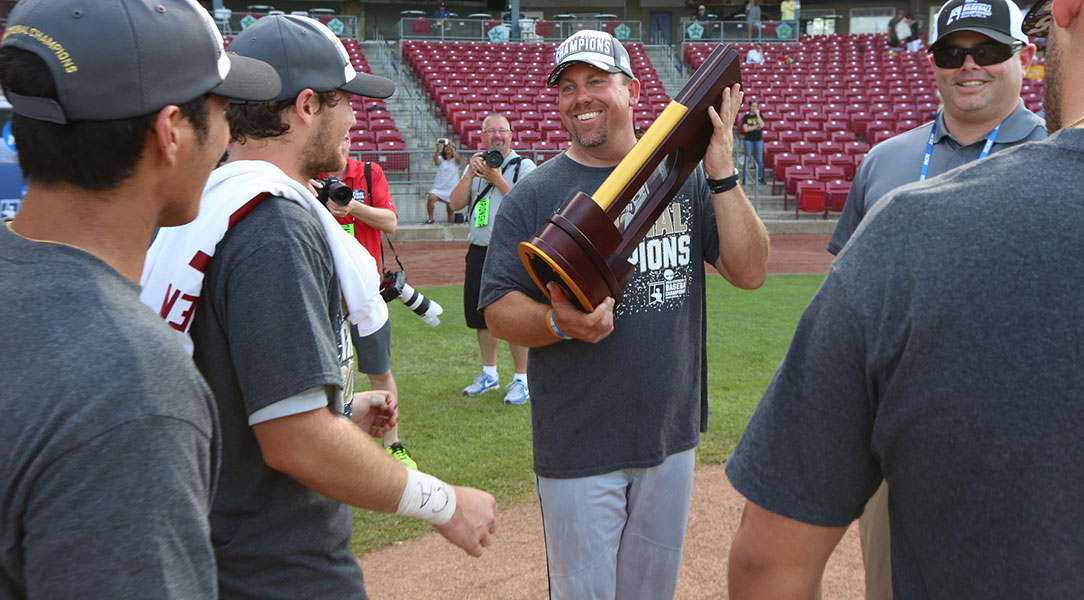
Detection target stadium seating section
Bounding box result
[225,30,1049,218]
[403,40,671,165]
[688,33,1045,217]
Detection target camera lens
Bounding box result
[318,176,353,206]
[484,150,504,168]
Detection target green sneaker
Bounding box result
[386,442,418,470]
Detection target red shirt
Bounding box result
[325,159,397,272]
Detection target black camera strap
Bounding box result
[468,156,523,219]
[361,161,404,274]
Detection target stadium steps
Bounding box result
[359,41,446,224]
[642,44,689,99]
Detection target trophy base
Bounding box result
[517,192,627,312]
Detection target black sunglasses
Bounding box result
[929,42,1023,69]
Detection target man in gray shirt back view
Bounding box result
[824,1,1045,597]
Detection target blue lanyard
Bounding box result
[919,112,1005,181]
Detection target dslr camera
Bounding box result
[316,175,352,206]
[483,149,504,168]
[380,270,443,327]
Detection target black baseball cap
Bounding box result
[1022,0,1053,37]
[228,14,395,102]
[929,0,1029,49]
[0,0,281,124]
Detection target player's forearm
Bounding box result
[711,187,769,290]
[485,291,561,347]
[493,175,512,196]
[254,407,406,513]
[351,204,398,234]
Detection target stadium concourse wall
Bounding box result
[350,1,982,46]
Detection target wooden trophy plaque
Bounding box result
[518,44,742,312]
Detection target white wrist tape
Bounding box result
[396,469,457,526]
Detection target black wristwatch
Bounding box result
[706,168,740,194]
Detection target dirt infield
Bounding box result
[361,233,863,599]
[390,233,835,289]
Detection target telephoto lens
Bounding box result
[380,270,443,327]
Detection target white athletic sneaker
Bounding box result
[503,380,529,405]
[463,372,499,395]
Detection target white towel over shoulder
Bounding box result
[140,160,388,355]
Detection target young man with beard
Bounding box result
[478,30,769,599]
[725,2,1084,598]
[449,113,536,405]
[141,15,496,599]
[0,0,281,597]
[825,2,1045,597]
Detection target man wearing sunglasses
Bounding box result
[828,0,1045,257]
[726,1,1084,598]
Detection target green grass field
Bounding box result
[350,273,825,555]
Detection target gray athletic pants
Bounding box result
[535,448,695,600]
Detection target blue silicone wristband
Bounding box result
[548,309,572,340]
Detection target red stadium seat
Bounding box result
[830,130,857,143]
[815,165,846,181]
[817,141,844,154]
[826,179,851,212]
[843,141,871,155]
[783,164,815,209]
[771,152,800,195]
[763,140,788,166]
[790,141,815,154]
[868,129,895,144]
[799,153,827,168]
[795,180,827,219]
[827,153,856,180]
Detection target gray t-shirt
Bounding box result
[190,197,365,599]
[0,224,219,599]
[727,129,1084,598]
[479,153,720,478]
[828,101,1046,254]
[463,150,536,247]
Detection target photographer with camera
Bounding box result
[320,135,418,470]
[449,114,536,404]
[427,138,460,224]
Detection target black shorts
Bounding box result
[350,318,392,374]
[464,243,488,329]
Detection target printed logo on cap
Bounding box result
[946,1,994,26]
[1,24,79,74]
[554,31,615,64]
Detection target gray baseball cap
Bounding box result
[547,30,635,86]
[228,14,395,102]
[0,0,281,124]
